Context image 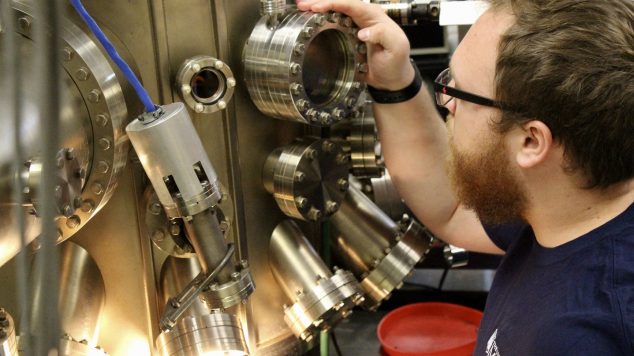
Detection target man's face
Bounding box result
[445,8,528,224]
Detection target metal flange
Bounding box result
[10,2,129,242]
[0,309,17,356]
[176,55,236,114]
[58,334,108,356]
[263,138,350,221]
[156,312,248,356]
[200,262,256,309]
[283,269,364,343]
[244,10,367,126]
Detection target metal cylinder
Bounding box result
[126,102,222,219]
[330,184,400,276]
[0,309,17,356]
[244,10,367,126]
[269,220,364,342]
[30,241,106,346]
[175,56,236,114]
[370,170,409,220]
[182,208,232,281]
[156,312,248,356]
[159,256,210,319]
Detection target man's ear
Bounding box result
[514,120,553,169]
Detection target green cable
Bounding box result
[320,220,331,355]
[320,330,329,356]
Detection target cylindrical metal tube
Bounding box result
[0,309,17,356]
[159,256,209,319]
[126,102,221,218]
[269,220,333,298]
[30,241,105,346]
[182,208,232,282]
[330,183,399,276]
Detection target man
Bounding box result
[297,0,634,354]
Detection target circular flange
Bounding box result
[263,138,350,221]
[11,2,129,243]
[175,55,236,114]
[0,308,17,356]
[156,312,248,356]
[200,263,256,309]
[360,220,432,310]
[59,334,108,356]
[142,185,234,258]
[348,101,384,177]
[244,10,367,126]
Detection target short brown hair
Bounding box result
[490,0,634,188]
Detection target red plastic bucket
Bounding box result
[377,302,483,356]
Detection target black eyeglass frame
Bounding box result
[433,68,507,110]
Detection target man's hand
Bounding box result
[296,0,414,91]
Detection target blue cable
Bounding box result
[69,0,158,113]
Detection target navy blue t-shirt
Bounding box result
[475,203,634,355]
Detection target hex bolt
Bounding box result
[214,60,224,69]
[326,200,339,214]
[98,138,111,151]
[319,112,332,125]
[293,171,306,182]
[149,202,162,215]
[349,27,359,36]
[332,108,344,120]
[192,63,201,72]
[301,26,314,38]
[76,67,90,81]
[88,89,101,103]
[80,200,95,213]
[305,148,318,160]
[62,204,74,217]
[342,16,353,27]
[295,196,308,209]
[231,272,241,281]
[337,178,349,191]
[296,99,308,111]
[96,114,109,127]
[290,62,301,75]
[313,14,325,26]
[345,96,357,107]
[66,215,81,229]
[97,160,110,174]
[62,47,74,62]
[219,220,230,232]
[218,100,227,110]
[305,109,318,122]
[293,43,305,56]
[384,247,392,255]
[240,259,249,269]
[352,81,362,90]
[357,63,369,73]
[227,77,236,88]
[328,12,341,23]
[357,43,367,54]
[322,140,335,153]
[91,182,104,195]
[290,83,303,96]
[195,103,204,113]
[151,229,165,242]
[18,17,31,32]
[181,84,192,94]
[307,207,322,221]
[336,153,350,165]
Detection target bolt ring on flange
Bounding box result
[175,55,236,114]
[244,10,367,126]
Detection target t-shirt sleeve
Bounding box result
[482,221,528,252]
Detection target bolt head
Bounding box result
[169,223,180,236]
[98,138,112,151]
[307,207,322,221]
[322,141,335,153]
[181,84,192,94]
[195,103,204,113]
[231,271,241,281]
[218,100,227,110]
[96,114,109,127]
[304,148,318,160]
[332,108,344,120]
[305,109,318,121]
[88,89,101,103]
[302,26,314,38]
[192,63,201,72]
[66,215,81,229]
[290,83,303,96]
[80,200,95,213]
[214,60,224,69]
[227,77,236,88]
[319,112,332,125]
[149,202,162,215]
[97,160,110,174]
[62,47,74,61]
[290,62,301,75]
[295,196,308,209]
[357,63,369,73]
[294,171,306,182]
[152,229,165,242]
[357,43,367,54]
[76,67,90,81]
[337,178,349,191]
[293,43,305,56]
[62,205,74,217]
[296,99,308,111]
[326,201,339,214]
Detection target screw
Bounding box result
[336,153,350,165]
[56,155,65,169]
[308,207,322,221]
[18,17,31,32]
[62,204,74,217]
[80,200,95,213]
[293,171,306,182]
[88,89,101,103]
[227,77,236,88]
[357,63,369,73]
[313,14,325,26]
[66,215,81,229]
[352,81,362,90]
[301,26,314,38]
[342,16,353,27]
[192,63,201,72]
[149,202,162,215]
[96,114,109,127]
[322,140,335,153]
[181,84,192,94]
[326,200,339,214]
[214,60,224,69]
[97,160,110,174]
[345,96,357,107]
[290,83,303,96]
[328,12,341,23]
[296,99,308,111]
[293,43,305,56]
[91,182,104,195]
[357,43,367,54]
[337,178,349,191]
[305,109,318,122]
[295,196,308,209]
[195,103,204,113]
[319,112,332,125]
[290,62,301,75]
[384,247,392,255]
[98,138,111,151]
[231,271,241,281]
[62,47,74,61]
[240,259,249,269]
[218,100,227,110]
[219,220,230,232]
[305,148,318,160]
[332,108,344,121]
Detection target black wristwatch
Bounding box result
[367,60,423,104]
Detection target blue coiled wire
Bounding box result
[69,0,158,113]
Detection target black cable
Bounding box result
[331,329,344,356]
[437,267,449,290]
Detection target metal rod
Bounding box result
[1,0,30,354]
[33,0,62,353]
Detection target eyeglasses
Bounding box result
[433,68,506,110]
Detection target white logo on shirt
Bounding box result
[486,329,501,356]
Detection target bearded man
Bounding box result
[297,0,634,354]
